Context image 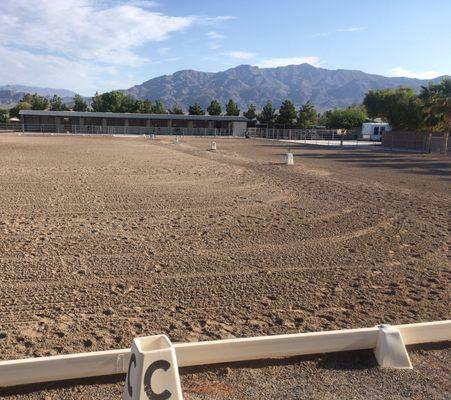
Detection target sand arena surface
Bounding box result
[0,135,449,399]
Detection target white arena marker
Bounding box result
[285,152,294,165]
[123,335,183,400]
[150,134,155,140]
[210,141,217,151]
[0,321,449,389]
[173,136,180,145]
[374,325,412,369]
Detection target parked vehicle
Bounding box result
[362,122,391,141]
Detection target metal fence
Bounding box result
[381,131,450,154]
[247,127,379,146]
[0,123,236,136]
[0,123,21,132]
[247,127,339,140]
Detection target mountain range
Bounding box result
[124,64,448,111]
[0,85,76,108]
[1,64,448,111]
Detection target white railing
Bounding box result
[0,123,21,131]
[246,127,381,146]
[0,320,449,388]
[248,127,340,140]
[0,124,235,136]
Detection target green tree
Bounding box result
[121,94,139,113]
[317,111,329,127]
[276,99,297,126]
[90,91,138,113]
[225,99,240,116]
[23,93,48,110]
[297,101,318,128]
[9,101,32,118]
[257,101,276,126]
[326,107,367,129]
[188,102,205,115]
[207,100,222,115]
[91,92,104,112]
[152,99,166,114]
[419,78,451,131]
[136,99,152,114]
[363,89,389,120]
[73,94,88,111]
[363,87,423,130]
[49,95,67,111]
[169,105,184,114]
[243,104,257,120]
[0,109,8,123]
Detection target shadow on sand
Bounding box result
[260,142,450,179]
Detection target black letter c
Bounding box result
[143,359,172,400]
[127,353,137,397]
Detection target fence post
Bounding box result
[441,132,449,154]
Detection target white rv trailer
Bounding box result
[362,122,391,141]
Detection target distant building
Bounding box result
[361,122,391,141]
[19,110,249,136]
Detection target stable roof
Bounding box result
[19,110,248,122]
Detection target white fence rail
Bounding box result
[0,124,235,136]
[0,320,449,388]
[248,127,340,140]
[247,127,381,145]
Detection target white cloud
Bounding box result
[336,27,363,32]
[0,45,119,94]
[208,42,221,50]
[388,67,442,79]
[157,47,170,55]
[207,30,225,40]
[126,0,158,8]
[312,27,363,37]
[224,51,257,60]
[206,30,226,50]
[311,32,330,38]
[0,0,194,66]
[205,16,235,23]
[0,0,234,93]
[257,57,321,68]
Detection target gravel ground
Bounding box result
[0,134,449,399]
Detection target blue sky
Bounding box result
[0,0,450,95]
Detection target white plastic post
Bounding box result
[374,325,412,369]
[210,141,217,151]
[150,134,155,140]
[123,335,183,400]
[173,136,180,145]
[285,153,294,165]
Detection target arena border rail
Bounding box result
[0,320,449,388]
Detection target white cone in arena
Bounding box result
[374,325,412,369]
[285,153,294,165]
[123,335,183,400]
